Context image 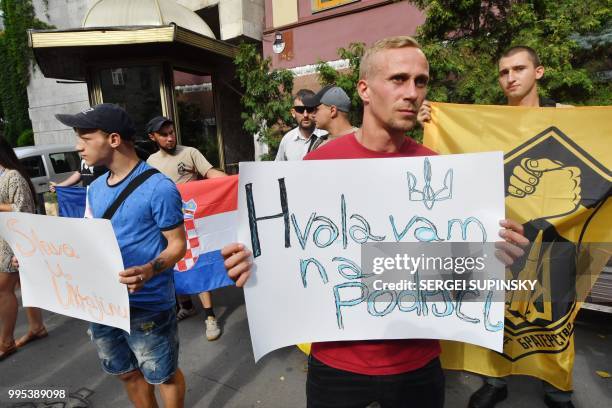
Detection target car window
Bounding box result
[20,156,46,178]
[50,151,80,174]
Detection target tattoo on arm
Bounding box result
[150,258,166,275]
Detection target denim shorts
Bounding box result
[88,307,179,385]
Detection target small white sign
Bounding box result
[0,213,130,332]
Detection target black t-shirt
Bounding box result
[80,160,107,187]
[539,96,556,107]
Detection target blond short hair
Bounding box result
[359,36,422,80]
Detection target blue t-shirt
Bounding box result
[88,161,183,311]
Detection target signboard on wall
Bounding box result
[312,0,360,13]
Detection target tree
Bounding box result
[411,0,611,106]
[316,42,365,127]
[234,43,295,160]
[0,0,51,145]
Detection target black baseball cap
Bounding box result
[146,116,174,134]
[55,103,136,140]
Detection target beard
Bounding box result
[299,119,315,132]
[388,117,416,132]
[386,103,419,132]
[159,144,177,154]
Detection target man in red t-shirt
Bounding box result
[222,36,528,408]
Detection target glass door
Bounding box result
[96,65,164,156]
[173,69,221,168]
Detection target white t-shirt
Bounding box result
[275,127,328,161]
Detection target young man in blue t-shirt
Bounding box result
[56,104,187,407]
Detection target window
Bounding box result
[312,0,359,13]
[49,151,80,174]
[173,69,220,168]
[99,65,163,143]
[20,156,46,178]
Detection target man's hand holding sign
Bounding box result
[118,227,186,294]
[221,36,529,408]
[222,243,252,287]
[221,153,528,362]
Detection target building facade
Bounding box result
[262,0,424,90]
[27,0,424,146]
[28,0,264,172]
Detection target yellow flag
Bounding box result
[424,102,612,391]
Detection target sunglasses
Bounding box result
[293,106,316,114]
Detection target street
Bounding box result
[1,286,610,407]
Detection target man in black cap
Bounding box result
[146,116,225,183]
[56,103,188,407]
[303,85,357,150]
[146,115,225,341]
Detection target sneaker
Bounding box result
[205,316,221,341]
[176,307,197,321]
[468,383,508,408]
[544,395,575,408]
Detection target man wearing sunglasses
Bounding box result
[275,89,328,161]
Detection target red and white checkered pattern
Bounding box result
[176,199,200,272]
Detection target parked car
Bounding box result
[15,144,80,195]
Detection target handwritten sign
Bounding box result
[0,213,130,332]
[238,152,506,361]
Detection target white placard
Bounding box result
[0,213,130,332]
[238,152,506,361]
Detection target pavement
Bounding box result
[1,286,610,408]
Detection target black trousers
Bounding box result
[306,355,445,408]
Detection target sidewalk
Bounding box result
[1,286,610,407]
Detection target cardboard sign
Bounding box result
[238,152,507,361]
[0,213,130,332]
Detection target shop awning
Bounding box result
[29,25,238,81]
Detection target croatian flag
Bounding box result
[55,178,238,294]
[174,176,238,294]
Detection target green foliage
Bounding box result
[0,0,52,145]
[412,0,612,105]
[16,128,33,146]
[234,43,295,160]
[316,42,365,126]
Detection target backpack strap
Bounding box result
[309,134,328,152]
[102,168,159,220]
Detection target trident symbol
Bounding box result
[406,158,453,210]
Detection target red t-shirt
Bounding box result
[304,132,441,375]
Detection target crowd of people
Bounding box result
[0,35,582,408]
